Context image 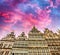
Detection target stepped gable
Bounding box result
[28,26,45,40]
[17,32,27,40]
[28,26,42,35]
[20,32,26,37]
[1,32,15,41]
[44,28,59,39]
[30,26,40,33]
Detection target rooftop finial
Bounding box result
[11,32,14,35]
[21,32,25,37]
[30,26,39,32]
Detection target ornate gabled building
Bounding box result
[0,32,15,55]
[0,26,60,55]
[43,28,60,55]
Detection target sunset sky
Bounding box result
[0,0,60,39]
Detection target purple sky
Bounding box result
[0,0,60,39]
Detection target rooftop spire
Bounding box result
[10,31,14,36]
[30,26,40,32]
[17,32,27,40]
[1,32,15,41]
[20,32,25,37]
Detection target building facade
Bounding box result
[0,26,60,55]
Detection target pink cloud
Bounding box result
[48,0,60,8]
[6,0,29,7]
[14,4,52,29]
[2,13,10,18]
[0,3,52,32]
[0,25,11,31]
[56,0,60,6]
[0,1,53,39]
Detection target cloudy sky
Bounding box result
[0,0,60,39]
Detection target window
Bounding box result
[5,51,9,55]
[52,53,55,55]
[3,44,7,48]
[8,44,12,48]
[0,51,4,55]
[13,53,28,55]
[56,53,60,55]
[0,43,3,48]
[12,53,14,55]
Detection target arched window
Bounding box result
[56,53,60,55]
[52,53,55,55]
[12,53,14,55]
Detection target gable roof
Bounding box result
[1,32,16,41]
